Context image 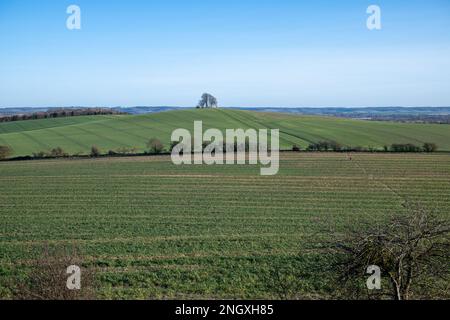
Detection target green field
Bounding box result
[1,109,450,157]
[1,153,449,299]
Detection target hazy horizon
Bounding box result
[2,105,450,110]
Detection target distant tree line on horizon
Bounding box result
[0,108,124,123]
[367,114,450,124]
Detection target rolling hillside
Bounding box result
[1,109,450,157]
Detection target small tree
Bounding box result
[337,202,449,300]
[90,145,101,157]
[50,147,68,158]
[318,141,330,151]
[292,144,301,152]
[329,141,342,152]
[0,145,13,160]
[33,151,48,158]
[390,143,421,152]
[423,143,437,153]
[115,147,137,155]
[147,138,164,154]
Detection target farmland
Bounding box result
[1,109,450,157]
[0,153,449,299]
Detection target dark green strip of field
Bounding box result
[0,153,449,299]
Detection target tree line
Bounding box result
[0,108,124,123]
[291,141,438,153]
[0,139,441,161]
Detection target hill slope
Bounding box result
[0,109,449,156]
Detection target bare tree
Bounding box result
[337,201,449,300]
[0,145,13,160]
[50,147,68,157]
[11,243,97,300]
[197,93,218,108]
[90,145,101,157]
[423,143,438,153]
[147,138,164,154]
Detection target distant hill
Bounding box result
[112,106,182,114]
[234,106,450,115]
[104,106,450,120]
[3,106,450,118]
[0,107,49,116]
[0,106,182,116]
[1,109,449,157]
[232,107,450,122]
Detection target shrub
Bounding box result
[147,138,164,154]
[329,141,342,152]
[307,141,342,152]
[390,143,421,152]
[342,146,367,152]
[50,147,68,158]
[33,151,48,158]
[90,145,101,157]
[115,147,137,155]
[318,141,330,151]
[354,146,366,152]
[0,145,13,160]
[292,144,301,152]
[10,243,97,300]
[336,202,449,300]
[423,143,437,153]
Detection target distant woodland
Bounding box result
[0,108,124,123]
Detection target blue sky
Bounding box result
[0,0,449,107]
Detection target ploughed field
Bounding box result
[1,109,450,157]
[0,153,449,299]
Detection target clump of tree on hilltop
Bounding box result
[196,93,218,108]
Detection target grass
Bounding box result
[1,109,450,157]
[0,153,449,299]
